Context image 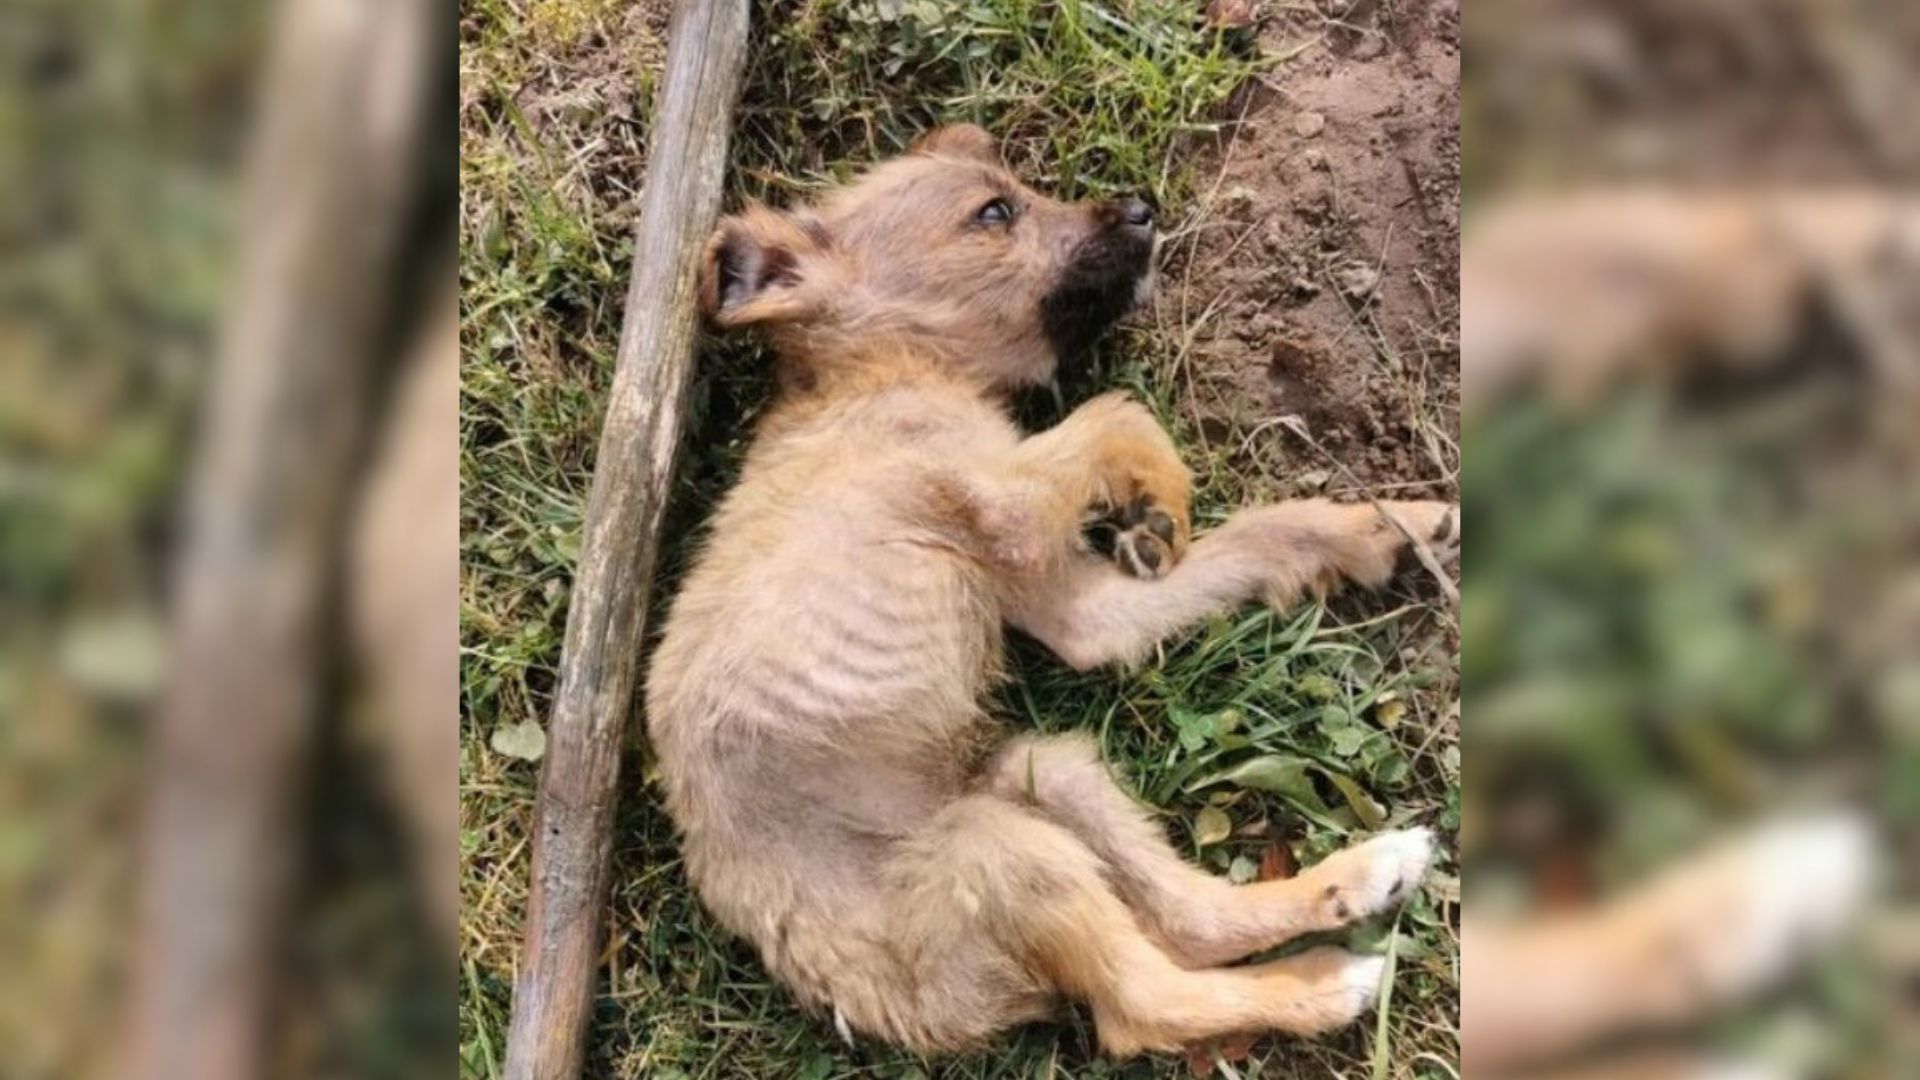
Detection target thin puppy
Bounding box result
[648,125,1456,1056]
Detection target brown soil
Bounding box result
[1163,0,1460,496]
[1467,0,1920,187]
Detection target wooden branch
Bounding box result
[500,3,751,1079]
[129,2,441,1078]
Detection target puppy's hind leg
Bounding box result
[981,734,1434,968]
[886,795,1387,1057]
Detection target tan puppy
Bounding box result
[646,124,1456,1057]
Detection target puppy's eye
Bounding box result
[974,198,1014,227]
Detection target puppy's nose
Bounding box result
[1119,195,1156,228]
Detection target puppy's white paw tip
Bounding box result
[1313,826,1440,925]
[1373,826,1437,898]
[1742,811,1875,968]
[1344,953,1388,992]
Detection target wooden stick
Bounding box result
[500,2,750,1078]
[128,2,440,1077]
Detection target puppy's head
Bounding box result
[698,124,1157,388]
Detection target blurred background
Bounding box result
[9,0,1919,1077]
[1461,1,1917,1077]
[2,2,453,1078]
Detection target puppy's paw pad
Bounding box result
[1116,508,1179,579]
[1083,493,1184,579]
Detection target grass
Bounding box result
[459,2,1461,1077]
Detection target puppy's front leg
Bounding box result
[1007,499,1456,671]
[1007,392,1194,577]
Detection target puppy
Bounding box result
[646,124,1456,1056]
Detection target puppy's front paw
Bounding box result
[1083,491,1186,579]
[1377,500,1459,566]
[1306,826,1436,927]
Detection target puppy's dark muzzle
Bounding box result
[1040,196,1159,363]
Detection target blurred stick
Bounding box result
[500,2,750,1079]
[128,1,440,1078]
[352,283,462,945]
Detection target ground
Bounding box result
[1167,0,1458,494]
[459,2,1461,1078]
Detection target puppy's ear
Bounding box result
[697,205,829,328]
[909,123,999,164]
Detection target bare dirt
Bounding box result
[1163,0,1461,496]
[1467,0,1920,187]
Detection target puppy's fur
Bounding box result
[647,125,1456,1056]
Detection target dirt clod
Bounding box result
[1337,263,1380,300]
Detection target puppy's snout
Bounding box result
[1093,195,1156,232]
